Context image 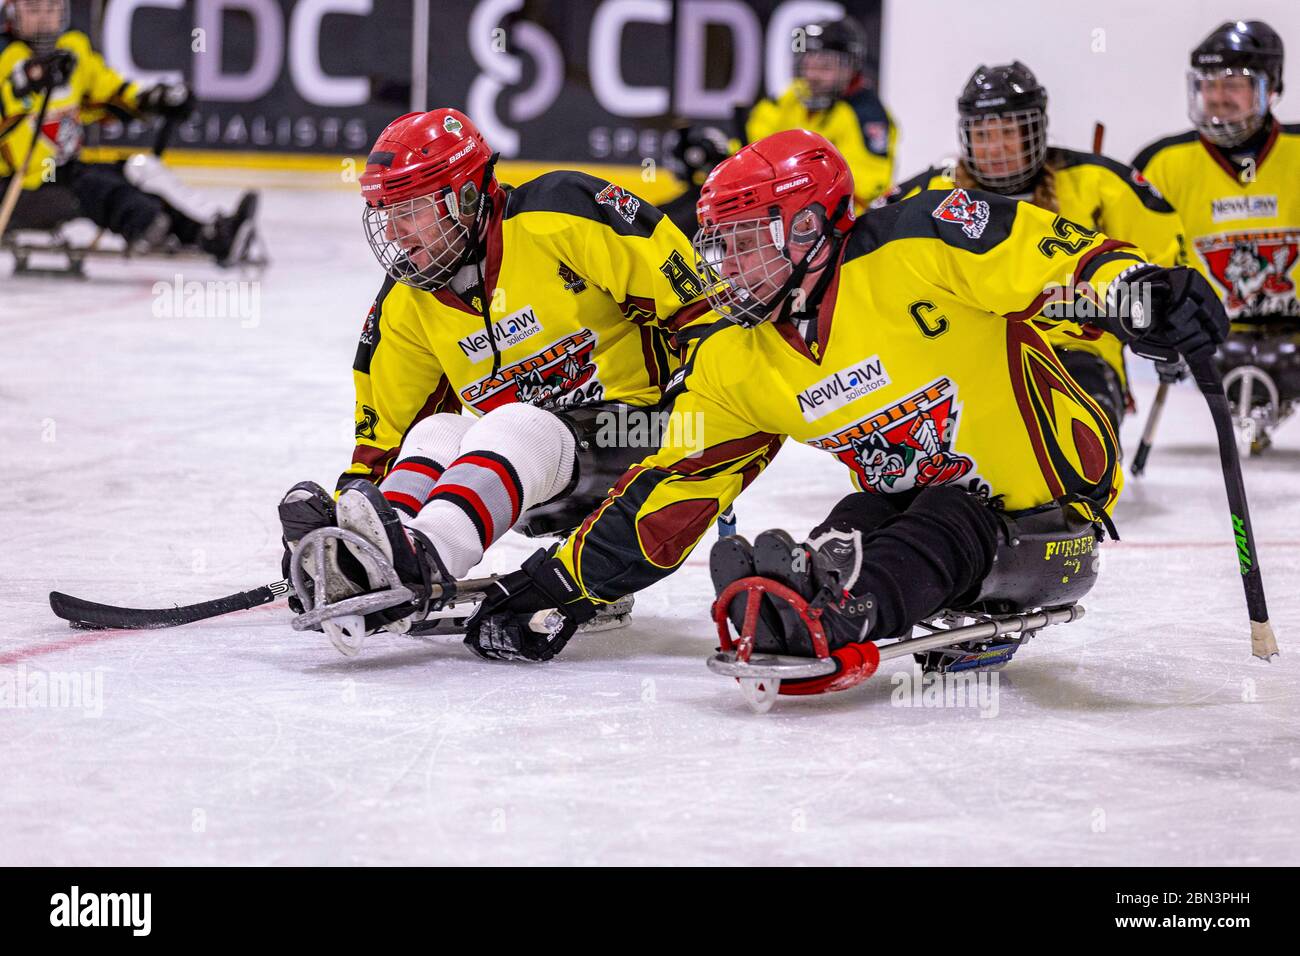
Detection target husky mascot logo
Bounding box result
[932,188,991,240]
[809,379,985,496]
[595,184,642,225]
[1196,230,1300,319]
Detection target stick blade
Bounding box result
[1251,620,1280,660]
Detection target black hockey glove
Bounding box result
[137,82,196,119]
[10,50,76,98]
[465,547,598,662]
[1109,265,1228,364]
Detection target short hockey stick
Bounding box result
[1128,382,1167,476]
[49,579,293,630]
[1129,361,1184,476]
[0,88,52,238]
[1187,354,1279,659]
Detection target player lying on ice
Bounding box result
[878,59,1190,439]
[0,0,257,265]
[291,128,1228,695]
[277,107,712,653]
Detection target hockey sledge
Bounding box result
[707,575,1084,713]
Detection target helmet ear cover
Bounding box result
[789,205,826,246]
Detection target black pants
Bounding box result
[812,487,1099,641]
[3,161,202,244]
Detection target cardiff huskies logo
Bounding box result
[808,377,986,495]
[932,188,990,240]
[595,184,641,225]
[1196,230,1300,319]
[459,329,602,413]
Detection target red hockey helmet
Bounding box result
[360,109,498,291]
[694,129,855,326]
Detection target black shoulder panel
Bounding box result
[845,88,890,126]
[353,275,397,374]
[846,187,1018,263]
[504,169,663,238]
[1052,147,1175,212]
[884,165,948,204]
[1131,130,1199,171]
[844,89,892,156]
[1281,122,1300,136]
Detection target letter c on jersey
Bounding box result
[909,300,949,339]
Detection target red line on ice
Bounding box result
[0,628,144,665]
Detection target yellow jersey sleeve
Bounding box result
[904,188,1150,324]
[507,172,713,340]
[65,32,143,120]
[339,279,461,490]
[554,336,784,602]
[1073,153,1187,268]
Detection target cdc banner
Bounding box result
[87,0,881,162]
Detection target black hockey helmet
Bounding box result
[666,124,731,184]
[3,0,69,55]
[1188,20,1285,146]
[957,61,1049,194]
[793,15,870,110]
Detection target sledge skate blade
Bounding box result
[707,651,836,680]
[289,527,415,634]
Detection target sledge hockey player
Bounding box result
[878,61,1189,435]
[278,108,711,653]
[1133,20,1299,453]
[741,14,896,209]
[0,0,257,265]
[314,129,1228,680]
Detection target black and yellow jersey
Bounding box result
[1135,119,1300,324]
[554,187,1146,603]
[0,30,145,186]
[744,83,896,209]
[879,148,1187,385]
[342,171,712,488]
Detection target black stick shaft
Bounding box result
[49,579,291,630]
[1187,355,1278,657]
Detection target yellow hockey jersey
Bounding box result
[1134,120,1300,324]
[342,171,711,488]
[555,187,1145,602]
[880,148,1188,385]
[0,30,144,187]
[744,83,896,209]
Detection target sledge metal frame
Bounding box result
[707,574,1084,712]
[3,225,270,279]
[1223,363,1293,455]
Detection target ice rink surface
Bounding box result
[2,173,1298,866]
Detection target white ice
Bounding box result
[2,170,1298,866]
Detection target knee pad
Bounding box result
[400,412,473,467]
[122,153,222,224]
[462,403,576,506]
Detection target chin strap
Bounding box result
[766,194,852,329]
[457,154,503,377]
